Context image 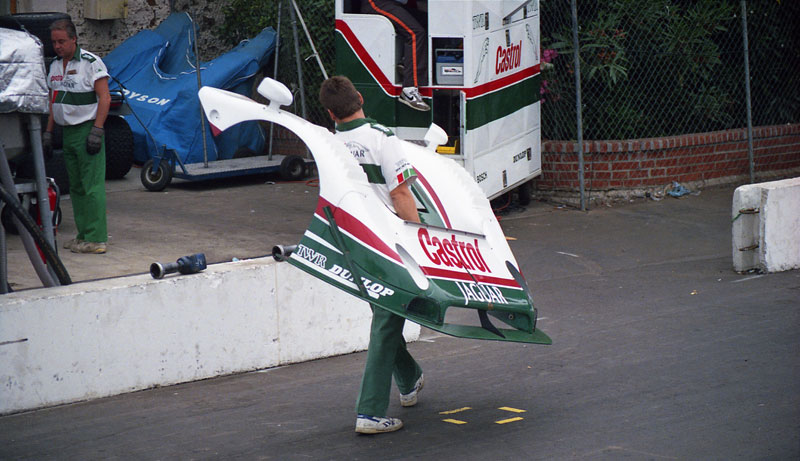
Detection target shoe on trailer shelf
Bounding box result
[400,87,430,111]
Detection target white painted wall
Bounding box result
[0,258,419,415]
[732,177,800,273]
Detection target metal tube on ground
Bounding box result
[272,244,296,262]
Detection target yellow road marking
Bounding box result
[498,406,526,413]
[495,416,524,425]
[442,418,468,425]
[439,407,472,415]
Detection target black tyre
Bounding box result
[517,180,533,206]
[0,12,71,58]
[279,155,306,181]
[140,158,172,192]
[104,116,134,179]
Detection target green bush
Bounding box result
[540,0,799,140]
[215,0,335,126]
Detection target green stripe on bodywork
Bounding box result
[289,225,549,344]
[305,214,530,312]
[410,182,446,228]
[54,91,97,106]
[465,74,540,130]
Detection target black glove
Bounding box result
[86,125,104,155]
[42,131,53,157]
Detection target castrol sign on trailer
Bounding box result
[335,0,541,200]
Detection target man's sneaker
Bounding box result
[62,238,83,251]
[355,414,403,434]
[400,87,430,111]
[400,374,424,407]
[71,241,107,254]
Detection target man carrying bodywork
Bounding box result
[319,75,425,434]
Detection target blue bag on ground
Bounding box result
[103,13,276,164]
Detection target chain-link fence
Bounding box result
[215,0,336,129]
[540,0,800,141]
[213,1,798,142]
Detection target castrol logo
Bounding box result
[495,41,522,74]
[418,228,491,273]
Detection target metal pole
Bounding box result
[288,1,308,120]
[268,0,283,160]
[27,115,55,251]
[291,0,328,80]
[740,0,755,184]
[571,0,586,211]
[191,10,210,168]
[27,114,60,282]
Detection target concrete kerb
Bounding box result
[0,257,420,415]
[732,176,800,273]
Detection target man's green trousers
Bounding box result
[62,120,107,243]
[356,305,423,417]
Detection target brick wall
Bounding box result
[535,124,800,192]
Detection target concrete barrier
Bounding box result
[0,258,419,415]
[732,177,800,272]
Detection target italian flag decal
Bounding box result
[397,168,417,184]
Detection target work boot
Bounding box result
[400,87,430,111]
[71,241,107,254]
[399,374,424,407]
[355,414,403,434]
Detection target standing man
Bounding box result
[44,18,110,254]
[361,0,430,111]
[319,76,425,434]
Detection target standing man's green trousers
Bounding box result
[62,120,107,243]
[356,305,423,417]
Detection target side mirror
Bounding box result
[423,123,448,151]
[257,78,294,109]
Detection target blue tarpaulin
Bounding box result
[103,13,276,164]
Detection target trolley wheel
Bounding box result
[141,158,172,192]
[280,155,306,181]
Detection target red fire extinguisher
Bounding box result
[32,179,60,264]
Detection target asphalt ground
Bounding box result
[1,173,799,460]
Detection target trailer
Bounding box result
[335,0,541,200]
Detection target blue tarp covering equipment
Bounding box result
[103,13,277,164]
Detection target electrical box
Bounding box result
[84,0,127,20]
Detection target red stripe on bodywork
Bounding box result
[315,197,402,263]
[336,20,432,97]
[421,266,519,289]
[414,170,451,228]
[335,20,538,100]
[462,65,540,99]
